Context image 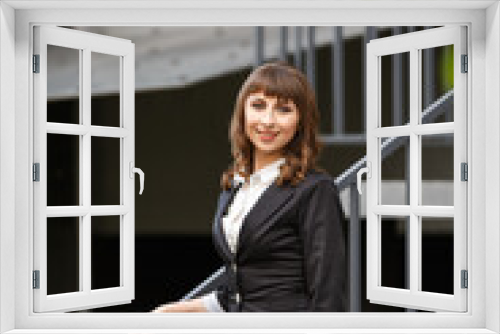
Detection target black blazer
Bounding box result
[211,168,347,312]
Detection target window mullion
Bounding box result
[82,48,91,294]
[82,214,91,293]
[409,47,419,295]
[78,48,84,293]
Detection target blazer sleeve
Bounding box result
[214,267,230,312]
[299,179,347,312]
[211,190,230,312]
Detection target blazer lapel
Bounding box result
[213,182,242,262]
[236,181,295,259]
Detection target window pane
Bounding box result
[421,133,453,206]
[381,215,409,290]
[91,137,121,205]
[47,217,80,295]
[91,216,121,290]
[381,51,410,127]
[421,217,454,294]
[381,136,410,205]
[47,134,80,206]
[91,52,121,127]
[47,45,80,124]
[421,44,454,124]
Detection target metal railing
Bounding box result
[182,26,451,312]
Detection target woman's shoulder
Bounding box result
[305,167,335,184]
[296,168,338,193]
[289,168,341,214]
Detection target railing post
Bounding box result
[364,27,377,133]
[294,26,303,71]
[306,27,316,93]
[443,35,453,123]
[349,181,361,312]
[255,26,265,67]
[423,26,436,116]
[392,26,403,126]
[279,27,288,62]
[333,27,344,135]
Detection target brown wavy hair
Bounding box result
[221,61,326,190]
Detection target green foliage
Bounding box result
[440,44,454,91]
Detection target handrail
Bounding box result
[181,267,226,301]
[333,89,453,191]
[181,89,454,301]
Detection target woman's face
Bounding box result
[244,91,300,158]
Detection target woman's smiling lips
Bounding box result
[256,129,278,142]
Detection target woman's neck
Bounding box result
[253,152,283,173]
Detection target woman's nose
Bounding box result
[261,108,276,124]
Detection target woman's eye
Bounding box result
[278,106,292,113]
[252,103,265,109]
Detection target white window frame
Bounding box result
[0,1,498,333]
[33,25,136,313]
[365,26,468,312]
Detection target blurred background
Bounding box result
[45,26,454,313]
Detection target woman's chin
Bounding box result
[254,146,284,156]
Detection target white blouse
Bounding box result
[201,157,286,312]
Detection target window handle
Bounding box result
[356,161,371,195]
[129,162,145,195]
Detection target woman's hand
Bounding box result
[152,298,208,313]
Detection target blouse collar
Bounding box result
[234,157,286,186]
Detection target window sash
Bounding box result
[33,25,136,313]
[366,25,467,312]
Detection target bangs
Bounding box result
[244,67,304,106]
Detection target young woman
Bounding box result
[153,61,347,312]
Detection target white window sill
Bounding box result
[3,329,498,334]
